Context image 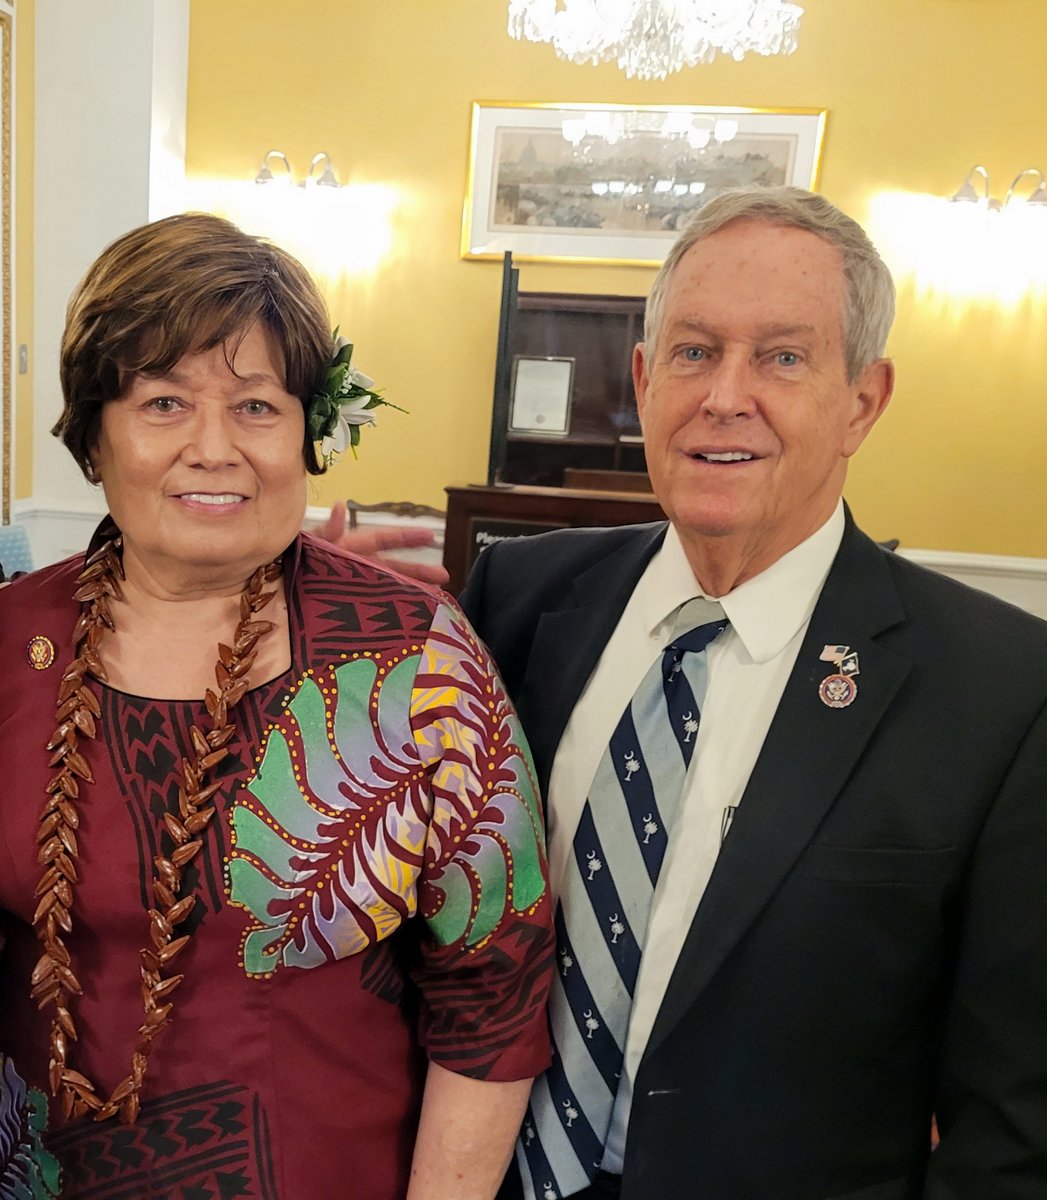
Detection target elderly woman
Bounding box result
[0,214,554,1199]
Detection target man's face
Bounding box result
[635,219,892,585]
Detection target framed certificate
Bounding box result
[509,355,574,435]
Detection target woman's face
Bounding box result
[91,323,308,590]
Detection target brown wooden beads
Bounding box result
[31,532,282,1124]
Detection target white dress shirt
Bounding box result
[544,503,845,1173]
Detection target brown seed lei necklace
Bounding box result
[31,528,283,1125]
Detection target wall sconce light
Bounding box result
[950,164,1047,212]
[306,152,340,188]
[254,150,342,189]
[1004,167,1047,207]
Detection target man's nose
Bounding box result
[185,408,241,468]
[700,357,757,420]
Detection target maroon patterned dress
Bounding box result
[0,532,554,1199]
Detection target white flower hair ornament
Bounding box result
[308,331,403,468]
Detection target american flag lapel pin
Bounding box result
[818,644,859,708]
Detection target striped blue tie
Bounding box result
[518,598,728,1199]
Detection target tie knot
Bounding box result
[666,597,728,656]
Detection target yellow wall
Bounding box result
[13,0,32,500]
[27,0,1030,555]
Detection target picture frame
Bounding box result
[509,355,575,436]
[462,101,827,266]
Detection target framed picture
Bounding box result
[509,355,574,435]
[462,101,826,266]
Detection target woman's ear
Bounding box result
[84,417,104,483]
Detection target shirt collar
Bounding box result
[640,502,845,664]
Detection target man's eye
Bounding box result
[775,352,801,367]
[682,347,707,362]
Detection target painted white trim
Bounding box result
[11,497,446,573]
[301,503,444,533]
[900,546,1047,581]
[898,547,1047,621]
[12,495,105,567]
[10,498,1047,618]
[6,0,15,511]
[32,1,189,511]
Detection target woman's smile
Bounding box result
[172,490,250,510]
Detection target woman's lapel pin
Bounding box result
[26,635,56,671]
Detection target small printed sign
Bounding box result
[467,517,568,570]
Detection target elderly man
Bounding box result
[460,188,1047,1200]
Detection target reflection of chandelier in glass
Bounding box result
[560,109,739,149]
[507,0,804,80]
[557,109,742,212]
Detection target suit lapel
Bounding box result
[645,521,913,1056]
[518,524,667,795]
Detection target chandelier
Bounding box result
[507,0,804,80]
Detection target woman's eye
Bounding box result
[149,396,182,413]
[241,400,274,416]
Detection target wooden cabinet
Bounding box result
[444,483,665,593]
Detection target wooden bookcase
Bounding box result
[488,254,649,488]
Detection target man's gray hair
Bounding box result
[644,186,895,382]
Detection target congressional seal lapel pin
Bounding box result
[27,634,56,671]
[818,644,859,708]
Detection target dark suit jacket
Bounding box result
[461,513,1047,1200]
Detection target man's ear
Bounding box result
[843,358,894,458]
[632,341,650,426]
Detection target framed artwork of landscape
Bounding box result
[462,101,826,266]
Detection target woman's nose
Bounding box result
[184,408,241,468]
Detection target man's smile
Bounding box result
[688,449,759,464]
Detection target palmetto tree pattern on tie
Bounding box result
[519,598,728,1199]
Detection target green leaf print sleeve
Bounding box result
[228,644,433,979]
[409,602,555,1081]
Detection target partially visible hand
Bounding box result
[314,501,450,588]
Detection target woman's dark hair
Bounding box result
[54,212,333,477]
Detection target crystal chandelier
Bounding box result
[507,0,804,80]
